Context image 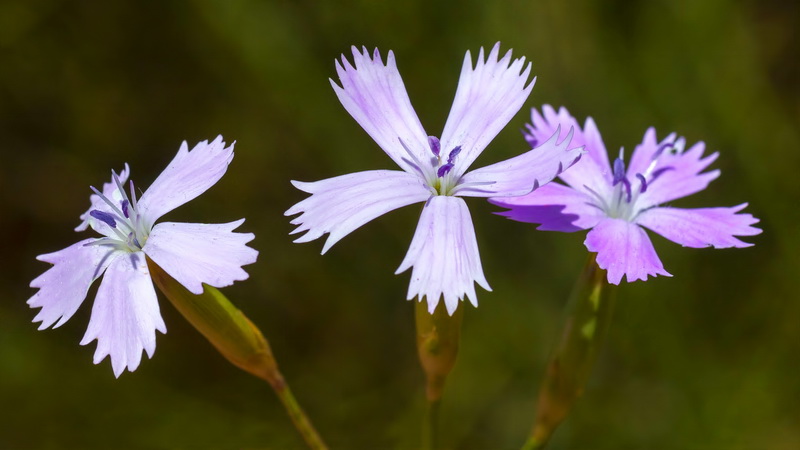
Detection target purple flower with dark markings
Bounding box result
[28,137,258,377]
[492,105,761,284]
[286,44,582,314]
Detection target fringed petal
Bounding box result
[144,220,258,295]
[490,183,604,232]
[286,170,431,254]
[28,239,118,329]
[584,218,671,284]
[457,125,582,197]
[527,105,613,196]
[331,47,433,177]
[396,196,490,315]
[439,43,535,177]
[137,136,234,224]
[80,252,166,377]
[636,204,761,248]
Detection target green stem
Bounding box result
[421,398,441,450]
[415,301,463,450]
[271,375,329,450]
[146,258,328,450]
[524,254,617,449]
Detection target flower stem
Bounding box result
[147,258,328,450]
[523,253,617,449]
[415,301,464,450]
[270,373,328,450]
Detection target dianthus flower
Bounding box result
[492,106,761,284]
[286,45,582,314]
[28,137,258,376]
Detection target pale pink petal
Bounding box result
[457,125,583,198]
[396,196,490,315]
[285,170,431,254]
[28,239,119,329]
[439,43,534,177]
[633,131,720,208]
[331,47,432,177]
[80,252,166,378]
[75,164,130,236]
[527,105,613,196]
[137,136,234,224]
[584,218,671,284]
[490,183,604,232]
[144,220,258,295]
[636,204,761,248]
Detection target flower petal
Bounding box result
[75,164,131,236]
[144,220,258,295]
[331,47,432,177]
[28,239,119,329]
[632,130,720,208]
[490,183,604,232]
[457,125,583,198]
[136,136,234,225]
[396,196,491,315]
[439,43,534,177]
[584,218,671,284]
[636,204,761,248]
[527,105,612,196]
[80,252,166,378]
[285,170,431,254]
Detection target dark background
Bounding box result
[1,0,797,448]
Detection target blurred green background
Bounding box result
[1,0,797,448]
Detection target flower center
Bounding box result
[399,136,466,196]
[86,172,150,252]
[587,141,679,221]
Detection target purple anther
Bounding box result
[612,157,627,185]
[121,200,130,218]
[446,145,462,164]
[437,163,455,178]
[90,210,117,228]
[653,142,672,160]
[428,136,441,156]
[635,173,648,193]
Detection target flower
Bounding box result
[491,105,761,284]
[28,136,258,377]
[285,44,583,314]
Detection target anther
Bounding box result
[90,210,117,228]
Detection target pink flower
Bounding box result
[492,106,761,284]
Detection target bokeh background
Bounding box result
[1,0,797,448]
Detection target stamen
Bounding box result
[450,180,496,196]
[650,166,674,182]
[635,173,648,193]
[428,136,441,157]
[652,142,673,160]
[89,210,117,228]
[398,137,430,180]
[436,145,462,178]
[620,177,632,203]
[89,186,136,235]
[437,163,454,178]
[612,158,626,185]
[583,185,610,212]
[121,200,130,218]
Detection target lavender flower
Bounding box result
[28,137,258,377]
[286,45,582,314]
[492,105,761,284]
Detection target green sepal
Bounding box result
[146,257,281,385]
